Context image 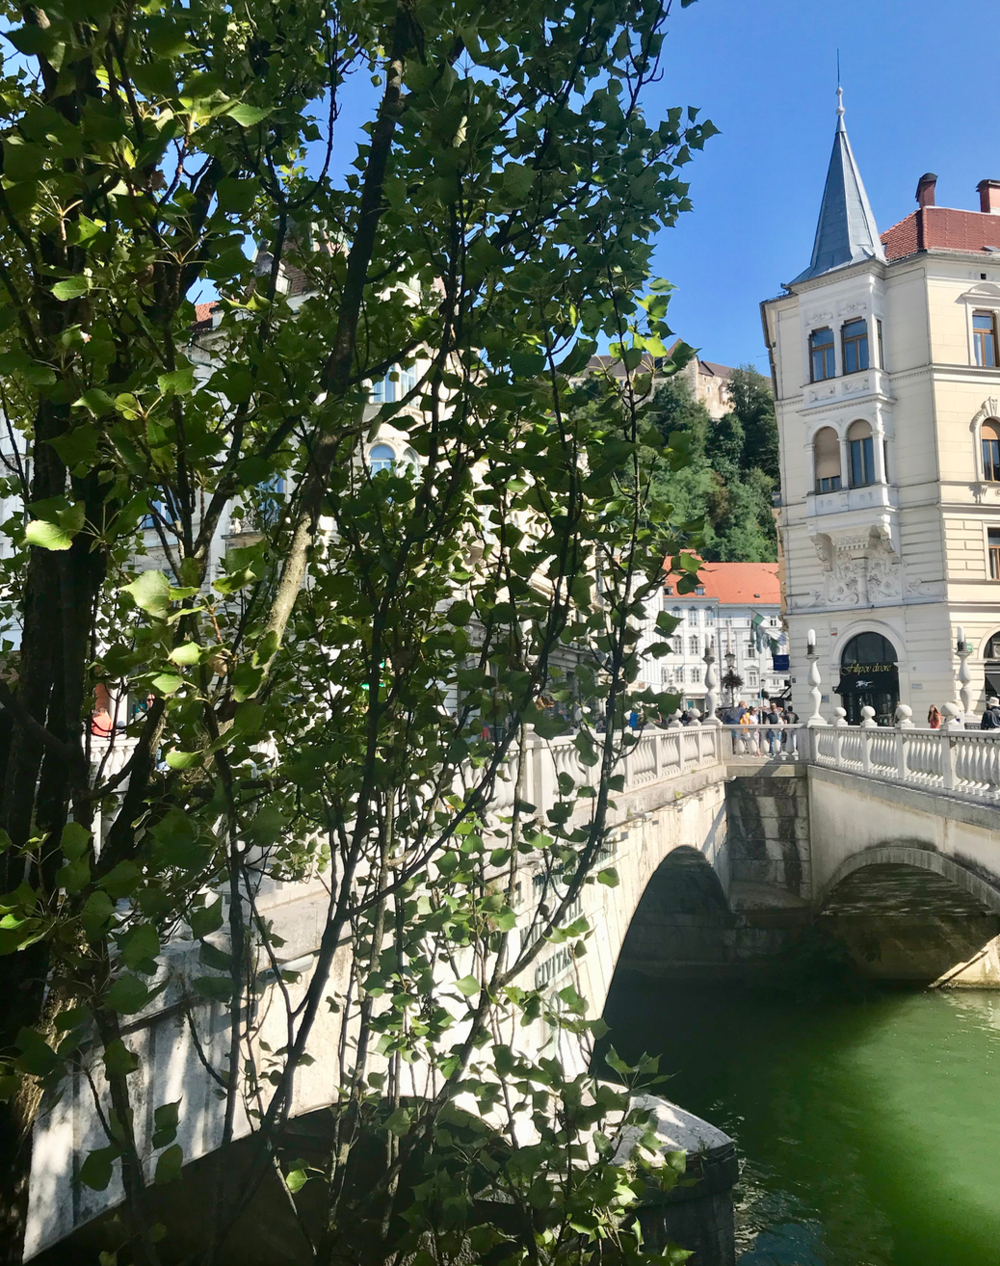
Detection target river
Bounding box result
[602,979,1000,1265]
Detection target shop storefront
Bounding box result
[835,632,899,726]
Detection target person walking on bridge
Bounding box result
[927,705,942,730]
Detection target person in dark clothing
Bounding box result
[981,697,1000,730]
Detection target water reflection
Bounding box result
[601,982,1000,1265]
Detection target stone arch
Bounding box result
[831,619,906,669]
[819,843,1000,913]
[970,398,1000,483]
[817,843,1000,982]
[607,845,733,987]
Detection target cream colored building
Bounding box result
[762,89,1000,725]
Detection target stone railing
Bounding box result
[484,723,724,820]
[811,716,1000,804]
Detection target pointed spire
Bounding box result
[791,90,886,284]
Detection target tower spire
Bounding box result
[791,89,885,284]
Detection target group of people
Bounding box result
[924,699,1000,730]
[732,700,797,756]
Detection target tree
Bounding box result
[0,0,715,1262]
[726,365,779,481]
[645,372,776,563]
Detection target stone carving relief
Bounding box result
[802,528,903,609]
[805,309,834,326]
[842,376,871,395]
[839,301,868,316]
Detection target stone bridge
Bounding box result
[27,717,1000,1260]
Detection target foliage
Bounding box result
[644,365,778,562]
[0,0,714,1262]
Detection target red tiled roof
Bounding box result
[881,207,1000,261]
[194,301,219,325]
[663,559,780,606]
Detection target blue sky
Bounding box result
[649,0,1000,370]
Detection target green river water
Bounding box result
[603,980,1000,1266]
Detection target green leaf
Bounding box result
[150,673,183,696]
[123,570,171,617]
[226,103,272,127]
[453,975,480,997]
[168,641,202,666]
[106,974,151,1015]
[165,750,201,770]
[60,822,91,861]
[154,1143,183,1184]
[284,1168,308,1193]
[192,976,232,1002]
[385,1107,412,1136]
[597,867,619,888]
[103,1038,139,1078]
[79,1145,118,1191]
[157,367,195,395]
[49,426,100,467]
[51,276,91,302]
[81,890,115,940]
[152,1100,180,1148]
[15,1028,58,1077]
[190,898,223,939]
[97,862,141,901]
[120,922,159,971]
[25,519,74,551]
[58,857,90,894]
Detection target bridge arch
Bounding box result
[817,843,1000,983]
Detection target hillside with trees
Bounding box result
[648,365,779,562]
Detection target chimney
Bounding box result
[915,172,937,209]
[979,179,1000,215]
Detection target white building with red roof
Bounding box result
[762,89,1000,724]
[638,561,788,712]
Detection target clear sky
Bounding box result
[650,0,1000,371]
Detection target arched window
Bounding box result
[983,421,1000,482]
[687,607,699,626]
[847,420,876,488]
[369,443,396,474]
[841,319,869,374]
[810,327,835,381]
[814,426,841,492]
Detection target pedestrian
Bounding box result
[765,701,781,756]
[927,705,942,730]
[981,697,1000,730]
[740,705,758,755]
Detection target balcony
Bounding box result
[806,482,897,521]
[799,367,892,411]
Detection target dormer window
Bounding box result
[810,328,835,381]
[974,312,998,367]
[841,319,869,374]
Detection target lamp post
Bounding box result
[956,625,973,722]
[725,646,736,705]
[806,627,826,727]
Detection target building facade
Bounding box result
[762,90,1000,724]
[637,562,788,711]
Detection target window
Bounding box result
[688,667,700,684]
[974,312,998,368]
[369,443,396,473]
[747,669,758,686]
[706,609,715,626]
[841,319,869,374]
[371,374,395,404]
[990,529,1000,580]
[984,421,1000,482]
[672,606,681,620]
[664,585,674,597]
[695,585,705,595]
[814,426,841,492]
[848,420,876,488]
[687,607,699,626]
[877,318,885,369]
[810,327,835,381]
[688,636,699,656]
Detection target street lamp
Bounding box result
[724,646,736,706]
